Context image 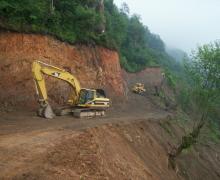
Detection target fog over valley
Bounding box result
[114,0,220,53]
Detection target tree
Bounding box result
[0,0,175,73]
[120,2,129,15]
[186,41,220,127]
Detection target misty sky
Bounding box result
[114,0,220,53]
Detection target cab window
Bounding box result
[96,89,106,98]
[78,90,95,104]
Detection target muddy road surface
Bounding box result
[0,107,173,179]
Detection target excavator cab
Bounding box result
[78,89,95,104]
[78,88,109,108]
[96,89,106,98]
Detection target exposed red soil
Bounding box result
[0,112,179,180]
[0,32,167,111]
[1,111,219,180]
[0,32,125,110]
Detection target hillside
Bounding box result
[0,0,178,72]
[0,32,124,110]
[166,47,187,62]
[0,31,219,180]
[0,1,219,180]
[1,107,220,179]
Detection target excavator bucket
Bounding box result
[37,104,55,119]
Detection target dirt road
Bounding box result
[1,110,220,179]
[0,108,174,179]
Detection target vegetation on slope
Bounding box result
[0,0,180,72]
[183,42,220,125]
[166,47,188,62]
[0,0,103,42]
[174,42,220,148]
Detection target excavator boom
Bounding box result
[32,61,81,105]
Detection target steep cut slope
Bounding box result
[0,32,125,110]
[1,111,220,180]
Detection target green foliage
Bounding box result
[0,0,177,73]
[117,13,166,72]
[0,0,102,43]
[164,69,176,89]
[177,88,191,111]
[183,41,220,125]
[181,134,197,150]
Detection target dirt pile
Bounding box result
[0,32,125,110]
[0,118,181,180]
[0,111,219,179]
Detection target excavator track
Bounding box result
[55,106,106,118]
[72,108,105,118]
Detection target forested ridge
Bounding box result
[0,0,180,72]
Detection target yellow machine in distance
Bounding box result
[32,61,110,118]
[132,83,146,94]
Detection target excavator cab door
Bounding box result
[96,89,106,98]
[78,89,95,105]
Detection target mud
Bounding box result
[0,111,178,180]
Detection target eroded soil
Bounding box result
[0,109,176,179]
[1,107,220,180]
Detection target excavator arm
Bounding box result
[32,61,81,118]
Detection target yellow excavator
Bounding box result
[32,61,110,119]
